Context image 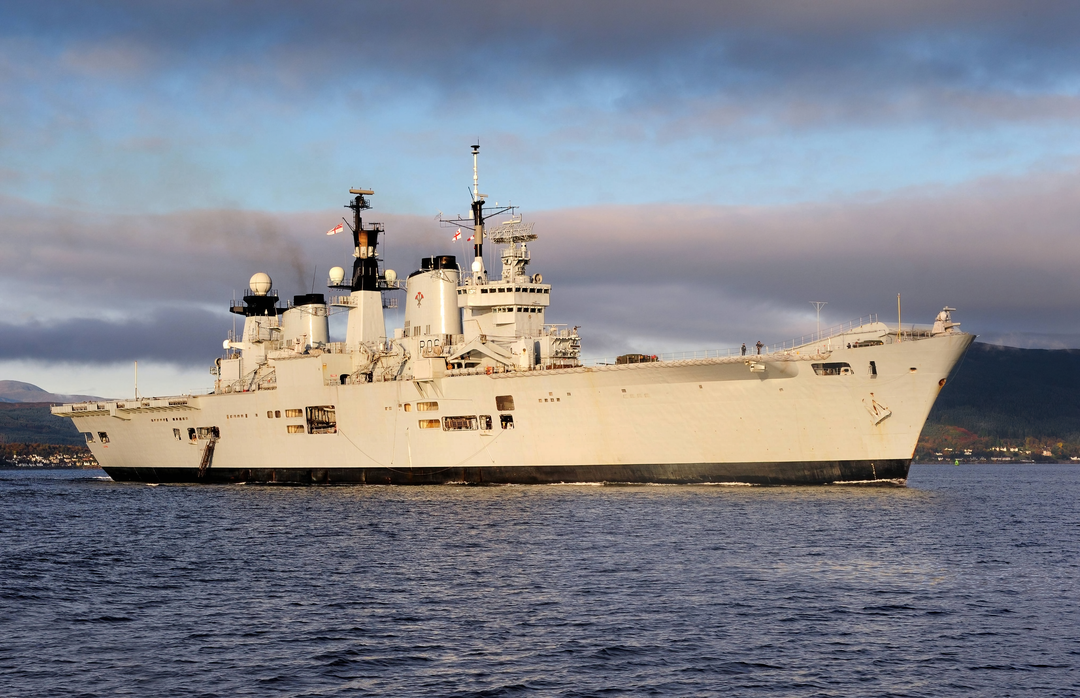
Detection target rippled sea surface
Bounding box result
[2,465,1079,697]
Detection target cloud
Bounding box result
[0,307,227,364]
[7,1,1080,129]
[3,164,1080,367]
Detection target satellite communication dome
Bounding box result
[249,272,272,296]
[384,269,397,284]
[328,266,345,285]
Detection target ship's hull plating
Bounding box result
[102,458,910,486]
[65,332,972,486]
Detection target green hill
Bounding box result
[928,342,1080,443]
[0,402,86,446]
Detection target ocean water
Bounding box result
[1,465,1077,697]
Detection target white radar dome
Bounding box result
[328,266,345,285]
[384,269,397,284]
[249,272,272,296]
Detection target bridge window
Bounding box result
[496,395,515,411]
[480,415,493,430]
[501,414,514,429]
[97,432,109,444]
[285,408,303,418]
[287,425,305,434]
[416,401,439,412]
[418,419,440,429]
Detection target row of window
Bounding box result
[173,426,220,442]
[418,415,513,431]
[402,401,439,412]
[492,307,544,314]
[265,409,304,418]
[466,286,550,295]
[402,397,516,412]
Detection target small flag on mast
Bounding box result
[467,234,475,242]
[327,223,344,236]
[452,229,462,241]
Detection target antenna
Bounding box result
[134,360,139,400]
[472,143,479,202]
[311,266,317,294]
[897,293,902,343]
[810,301,827,341]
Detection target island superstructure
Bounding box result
[53,147,974,485]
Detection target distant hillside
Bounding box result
[0,380,104,404]
[0,403,85,445]
[928,342,1080,442]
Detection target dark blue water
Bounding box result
[1,465,1078,697]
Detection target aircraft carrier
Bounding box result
[53,146,974,485]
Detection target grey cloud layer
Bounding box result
[3,166,1079,363]
[0,308,226,364]
[8,1,1080,127]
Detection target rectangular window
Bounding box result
[188,427,197,441]
[442,415,478,431]
[418,419,441,429]
[416,401,439,412]
[305,405,337,434]
[869,361,878,378]
[812,362,853,376]
[501,414,514,429]
[285,408,303,418]
[173,428,182,441]
[480,415,493,430]
[97,431,110,444]
[275,410,281,418]
[496,395,515,411]
[196,426,219,439]
[287,424,305,434]
[83,432,95,443]
[267,411,273,418]
[404,403,412,412]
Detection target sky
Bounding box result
[3,0,1080,398]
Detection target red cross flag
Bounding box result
[327,223,344,236]
[452,229,461,241]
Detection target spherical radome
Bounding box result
[249,272,272,296]
[328,267,345,285]
[384,269,397,284]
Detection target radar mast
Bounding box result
[440,144,517,284]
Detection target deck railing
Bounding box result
[580,314,937,366]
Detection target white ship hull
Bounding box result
[56,331,972,486]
